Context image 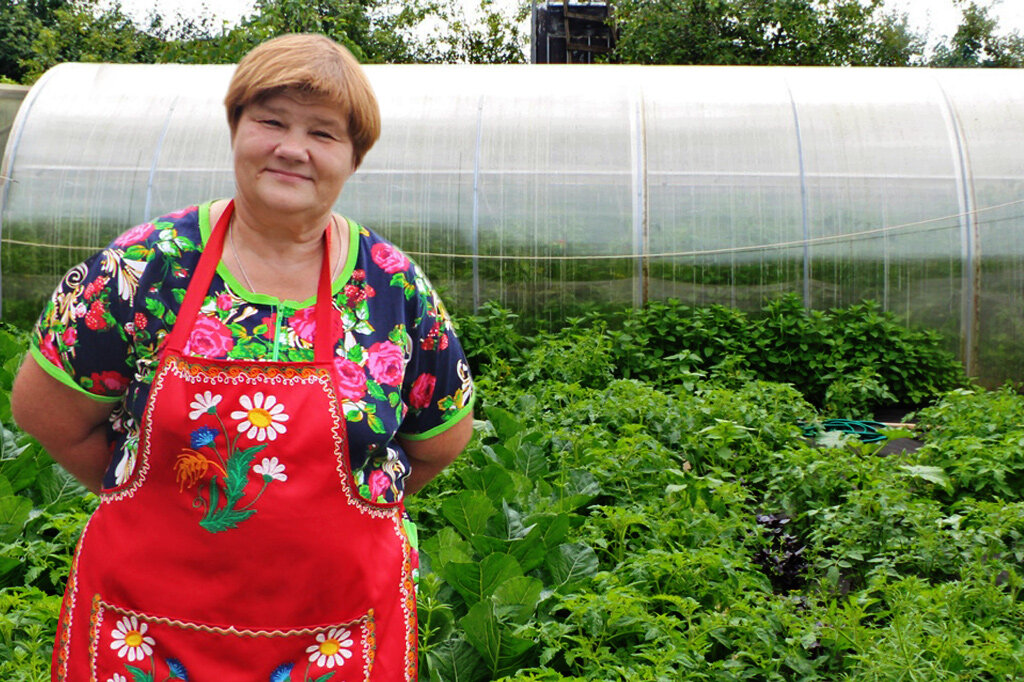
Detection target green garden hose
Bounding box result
[800,419,889,443]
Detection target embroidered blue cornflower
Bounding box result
[190,426,218,449]
[166,658,189,680]
[270,662,294,682]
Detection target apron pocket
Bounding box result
[89,596,375,682]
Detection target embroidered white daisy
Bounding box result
[188,391,222,420]
[107,674,128,682]
[231,392,289,442]
[110,615,155,662]
[253,456,288,482]
[306,627,354,669]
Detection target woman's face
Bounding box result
[232,91,356,223]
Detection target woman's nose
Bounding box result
[275,128,309,161]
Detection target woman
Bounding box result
[11,33,474,681]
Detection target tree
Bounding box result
[930,0,1024,67]
[609,0,923,66]
[420,0,527,64]
[18,0,159,82]
[0,0,71,82]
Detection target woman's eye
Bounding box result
[260,119,282,127]
[312,131,334,139]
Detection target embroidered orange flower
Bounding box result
[174,449,226,491]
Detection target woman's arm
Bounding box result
[11,355,117,494]
[398,410,474,495]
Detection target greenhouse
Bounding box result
[2,63,1024,386]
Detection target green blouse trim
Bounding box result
[199,201,360,308]
[397,395,476,441]
[28,346,122,404]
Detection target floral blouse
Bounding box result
[31,202,474,502]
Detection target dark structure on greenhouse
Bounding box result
[532,0,616,64]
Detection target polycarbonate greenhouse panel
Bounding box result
[3,63,1024,386]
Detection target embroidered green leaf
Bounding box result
[346,345,364,363]
[387,325,407,347]
[390,272,409,289]
[367,379,386,401]
[312,674,336,682]
[144,297,166,319]
[367,412,386,434]
[123,244,150,261]
[125,664,154,682]
[388,391,401,408]
[199,481,257,534]
[225,443,265,502]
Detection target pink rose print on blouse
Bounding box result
[370,243,410,274]
[333,358,368,401]
[113,223,155,247]
[38,332,62,367]
[260,313,276,340]
[409,373,436,409]
[89,370,129,395]
[61,326,77,347]
[368,469,391,501]
[184,315,235,357]
[216,293,233,311]
[288,307,317,344]
[164,205,198,220]
[366,341,405,386]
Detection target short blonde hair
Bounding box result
[224,34,381,168]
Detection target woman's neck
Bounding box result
[212,199,346,301]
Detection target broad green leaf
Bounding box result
[898,465,951,491]
[39,464,88,506]
[0,494,32,542]
[438,553,522,605]
[511,439,549,478]
[441,491,495,540]
[527,513,571,551]
[422,526,473,570]
[546,542,598,590]
[459,464,515,503]
[425,637,486,682]
[480,444,515,469]
[492,575,543,624]
[460,600,535,676]
[550,470,600,512]
[485,406,524,442]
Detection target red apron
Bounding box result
[52,202,417,682]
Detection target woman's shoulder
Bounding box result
[349,221,421,283]
[108,204,203,254]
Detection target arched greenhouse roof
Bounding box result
[3,62,1024,386]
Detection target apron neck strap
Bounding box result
[166,201,336,363]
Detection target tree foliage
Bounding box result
[1,0,1023,84]
[0,0,527,83]
[609,0,1024,67]
[931,0,1024,67]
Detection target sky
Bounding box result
[115,0,1024,47]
